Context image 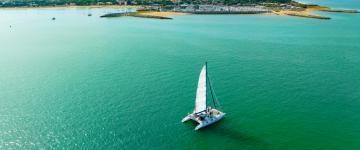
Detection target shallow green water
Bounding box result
[0,1,360,149]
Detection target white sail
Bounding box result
[195,65,207,113]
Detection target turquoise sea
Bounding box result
[0,0,359,149]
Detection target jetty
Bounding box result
[282,12,331,19]
[100,12,128,17]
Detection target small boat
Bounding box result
[182,62,225,130]
[52,17,56,20]
[88,13,92,16]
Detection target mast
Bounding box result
[206,62,217,109]
[205,62,208,109]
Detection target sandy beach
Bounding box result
[271,5,359,19]
[136,11,189,17]
[272,9,330,19]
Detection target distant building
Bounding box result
[29,2,38,7]
[171,0,179,4]
[117,0,127,5]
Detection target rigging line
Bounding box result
[207,78,216,108]
[206,63,217,109]
[208,75,217,108]
[208,74,221,108]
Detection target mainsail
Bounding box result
[195,65,207,113]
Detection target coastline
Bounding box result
[0,5,142,9]
[270,5,359,19]
[1,4,358,19]
[271,9,329,19]
[136,11,189,17]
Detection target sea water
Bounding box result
[0,0,359,149]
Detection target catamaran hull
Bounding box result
[181,115,191,122]
[182,109,225,130]
[195,113,225,130]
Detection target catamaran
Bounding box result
[182,62,225,130]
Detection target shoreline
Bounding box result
[0,5,142,9]
[136,11,189,17]
[271,9,329,19]
[1,4,358,20]
[270,5,359,19]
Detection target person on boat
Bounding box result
[199,115,204,121]
[207,107,213,115]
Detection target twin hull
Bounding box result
[182,108,225,130]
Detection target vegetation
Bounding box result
[132,0,292,5]
[0,0,292,7]
[0,0,118,7]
